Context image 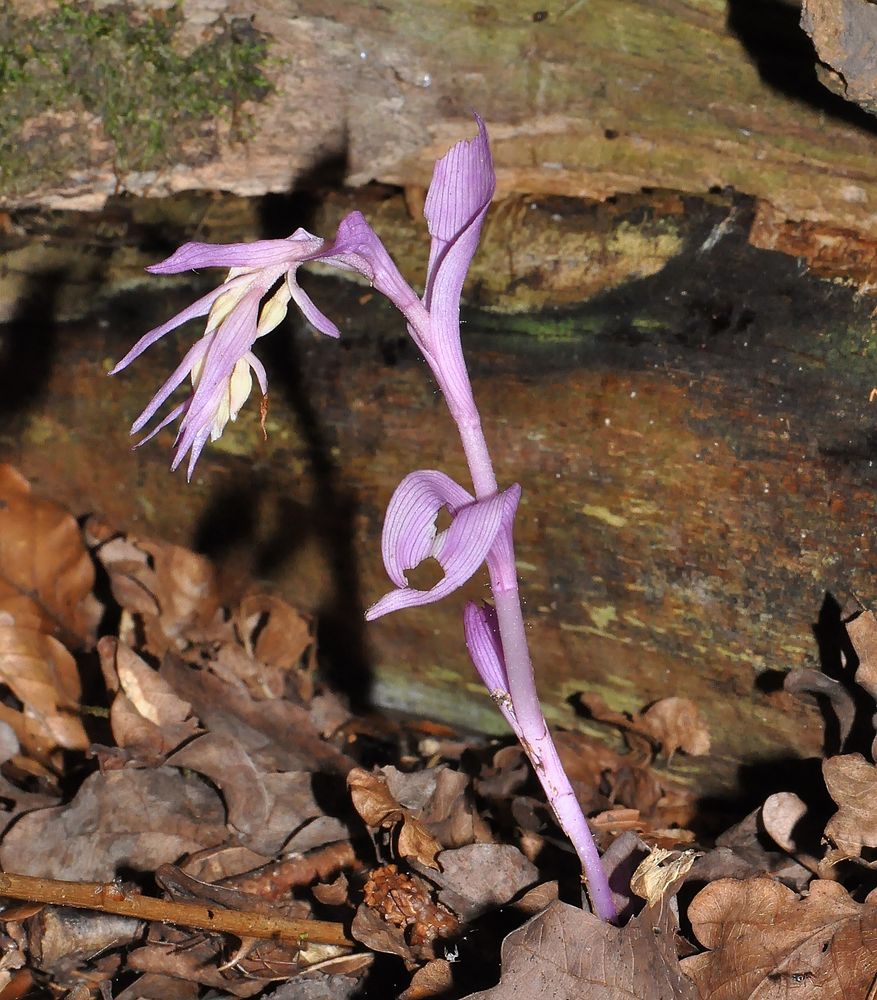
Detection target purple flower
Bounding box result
[365,470,520,620]
[111,221,418,479]
[110,231,341,479]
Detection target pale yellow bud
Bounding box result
[257,282,292,336]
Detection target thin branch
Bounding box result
[0,871,353,947]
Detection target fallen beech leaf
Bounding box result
[167,733,271,836]
[385,765,492,848]
[822,753,877,866]
[464,899,698,999]
[683,877,877,999]
[0,466,97,648]
[0,625,87,752]
[98,638,199,761]
[761,792,809,855]
[160,656,353,775]
[114,973,201,1000]
[128,936,263,997]
[414,844,538,921]
[697,810,813,891]
[348,768,442,869]
[236,593,313,670]
[630,847,698,907]
[640,697,711,759]
[28,908,141,977]
[0,768,227,881]
[107,639,194,729]
[96,533,221,656]
[847,609,877,702]
[401,959,454,1000]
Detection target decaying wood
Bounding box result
[7,0,877,268]
[0,871,353,947]
[802,0,877,116]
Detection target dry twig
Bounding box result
[0,871,353,947]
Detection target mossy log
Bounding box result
[7,0,877,283]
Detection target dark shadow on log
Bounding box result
[727,0,877,133]
[0,268,64,418]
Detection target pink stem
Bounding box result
[408,317,617,923]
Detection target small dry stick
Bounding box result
[0,871,352,947]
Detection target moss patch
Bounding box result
[0,2,271,196]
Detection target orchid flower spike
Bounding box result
[110,217,418,479]
[109,231,343,479]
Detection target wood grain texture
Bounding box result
[6,0,877,257]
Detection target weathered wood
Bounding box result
[2,189,871,796]
[802,0,877,116]
[7,0,877,277]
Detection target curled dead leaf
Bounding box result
[683,877,877,999]
[640,697,711,760]
[822,753,877,867]
[630,847,699,907]
[0,466,97,648]
[347,768,442,869]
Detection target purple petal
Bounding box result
[109,275,250,375]
[366,473,519,620]
[246,351,268,395]
[288,273,341,339]
[423,114,496,313]
[463,601,522,737]
[170,291,261,471]
[133,400,187,449]
[484,483,522,592]
[147,230,326,274]
[463,601,508,694]
[130,336,211,434]
[317,213,423,317]
[379,470,475,587]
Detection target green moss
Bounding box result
[0,2,271,195]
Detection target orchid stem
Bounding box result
[434,338,617,923]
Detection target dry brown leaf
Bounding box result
[0,626,86,753]
[0,767,227,881]
[0,466,97,648]
[347,768,442,870]
[401,959,454,1000]
[386,765,492,848]
[847,609,877,702]
[822,753,877,866]
[572,692,710,765]
[463,898,698,999]
[97,638,199,762]
[630,847,698,907]
[160,655,353,776]
[640,697,711,759]
[95,532,221,656]
[761,792,809,856]
[169,734,348,855]
[236,593,313,669]
[683,877,877,999]
[414,844,538,921]
[167,732,271,836]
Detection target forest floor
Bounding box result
[0,463,874,1000]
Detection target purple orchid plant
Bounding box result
[111,116,617,923]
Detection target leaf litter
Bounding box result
[0,467,876,997]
